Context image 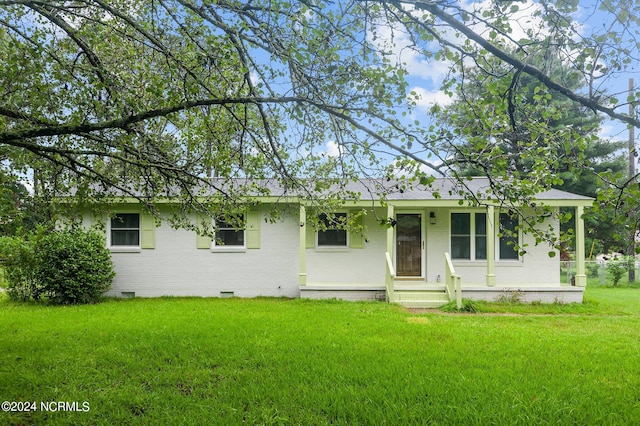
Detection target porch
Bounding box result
[297,198,589,308]
[299,283,585,307]
[301,250,585,308]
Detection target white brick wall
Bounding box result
[90,205,564,297]
[94,207,300,298]
[306,208,387,284]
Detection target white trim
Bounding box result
[107,212,141,250]
[315,211,349,249]
[450,209,522,262]
[211,215,246,250]
[314,246,350,252]
[394,210,425,279]
[450,209,486,261]
[210,246,247,253]
[109,247,142,253]
[452,260,524,268]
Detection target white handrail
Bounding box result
[385,252,395,303]
[444,252,462,309]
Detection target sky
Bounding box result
[377,0,639,150]
[312,0,640,175]
[6,0,638,184]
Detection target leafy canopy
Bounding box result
[0,0,638,236]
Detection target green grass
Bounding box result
[1,288,639,425]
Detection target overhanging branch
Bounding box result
[389,0,640,129]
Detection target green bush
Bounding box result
[34,229,115,304]
[495,288,524,304]
[441,298,480,313]
[606,256,635,287]
[586,262,601,278]
[0,236,40,301]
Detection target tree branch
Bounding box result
[396,0,640,129]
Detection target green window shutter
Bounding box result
[140,211,156,249]
[305,211,316,248]
[349,211,365,249]
[195,215,212,249]
[246,210,261,249]
[196,233,212,249]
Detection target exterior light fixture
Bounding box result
[429,212,436,225]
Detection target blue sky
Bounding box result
[378,0,639,151]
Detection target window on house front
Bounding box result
[317,212,348,247]
[214,216,245,247]
[110,213,140,246]
[475,213,487,260]
[451,212,486,260]
[499,213,519,260]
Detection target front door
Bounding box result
[396,214,422,277]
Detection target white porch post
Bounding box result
[486,205,496,287]
[386,204,395,256]
[575,205,587,287]
[299,204,307,286]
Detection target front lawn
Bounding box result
[1,287,639,425]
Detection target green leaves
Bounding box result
[0,0,638,240]
[34,229,115,304]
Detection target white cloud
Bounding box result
[598,121,628,141]
[369,0,553,87]
[370,17,451,86]
[410,86,455,112]
[324,140,344,157]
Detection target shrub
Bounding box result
[495,288,524,304]
[34,229,115,304]
[0,236,40,301]
[441,298,480,313]
[606,256,635,287]
[586,262,601,278]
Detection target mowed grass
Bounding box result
[1,287,639,425]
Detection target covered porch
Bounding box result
[298,197,591,308]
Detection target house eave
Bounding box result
[82,196,593,209]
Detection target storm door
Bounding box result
[396,214,423,277]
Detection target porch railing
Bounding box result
[385,251,395,303]
[445,252,462,309]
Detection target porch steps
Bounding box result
[393,289,449,308]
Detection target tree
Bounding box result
[0,176,29,236]
[439,48,609,179]
[439,47,628,252]
[0,1,639,239]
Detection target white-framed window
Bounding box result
[110,213,140,247]
[317,212,348,247]
[498,213,519,260]
[450,211,520,261]
[213,215,245,248]
[451,212,486,260]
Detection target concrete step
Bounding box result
[393,289,449,308]
[395,298,449,308]
[394,283,446,291]
[394,291,449,301]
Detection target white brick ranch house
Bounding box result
[81,178,593,308]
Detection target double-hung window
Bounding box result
[110,213,140,247]
[317,213,348,247]
[214,216,245,247]
[498,213,519,260]
[450,211,520,261]
[451,212,486,260]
